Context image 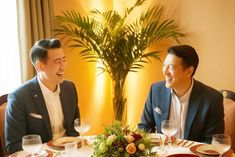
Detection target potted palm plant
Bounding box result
[54,0,185,121]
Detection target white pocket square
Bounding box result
[29,113,43,119]
[154,107,162,115]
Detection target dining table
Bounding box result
[9,135,235,157]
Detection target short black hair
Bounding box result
[168,45,199,76]
[30,39,61,66]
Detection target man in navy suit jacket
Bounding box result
[5,39,80,153]
[138,45,224,143]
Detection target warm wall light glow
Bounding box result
[126,72,139,124]
[92,61,113,131]
[113,0,123,13]
[94,62,107,110]
[89,0,105,11]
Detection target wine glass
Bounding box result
[212,134,231,157]
[22,134,42,157]
[74,118,90,145]
[152,133,166,156]
[161,120,177,146]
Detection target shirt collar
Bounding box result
[37,76,60,96]
[171,78,194,101]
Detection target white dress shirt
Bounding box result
[37,77,66,139]
[169,79,194,138]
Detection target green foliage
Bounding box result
[54,0,184,81]
[92,121,155,157]
[54,0,184,120]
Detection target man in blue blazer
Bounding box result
[138,45,224,143]
[5,39,80,153]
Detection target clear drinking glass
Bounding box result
[161,120,177,146]
[22,134,42,157]
[212,134,231,157]
[74,118,90,145]
[65,141,77,157]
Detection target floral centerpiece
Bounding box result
[92,121,155,157]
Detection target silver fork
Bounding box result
[45,149,62,157]
[181,140,189,147]
[177,139,195,147]
[176,139,184,146]
[185,141,195,147]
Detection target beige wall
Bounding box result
[158,0,235,91]
[53,0,235,135]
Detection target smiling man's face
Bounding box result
[37,48,67,91]
[162,54,192,91]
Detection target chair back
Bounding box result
[0,94,8,157]
[219,90,235,151]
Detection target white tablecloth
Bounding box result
[10,136,200,157]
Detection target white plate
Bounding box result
[47,137,81,149]
[196,144,219,156]
[149,133,166,146]
[149,133,176,145]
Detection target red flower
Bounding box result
[132,133,143,142]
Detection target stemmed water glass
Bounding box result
[212,134,231,157]
[74,118,90,145]
[22,134,42,157]
[161,120,177,146]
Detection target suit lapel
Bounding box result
[59,84,69,130]
[156,84,171,132]
[184,80,201,138]
[30,77,52,138]
[161,87,171,120]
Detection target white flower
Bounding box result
[108,135,117,141]
[125,135,135,143]
[138,143,145,151]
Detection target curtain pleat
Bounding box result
[17,0,54,82]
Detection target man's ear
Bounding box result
[35,60,44,71]
[187,66,194,77]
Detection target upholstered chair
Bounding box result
[219,90,235,151]
[0,94,8,157]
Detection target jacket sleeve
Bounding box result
[65,82,80,137]
[5,93,27,153]
[201,92,224,143]
[138,84,156,132]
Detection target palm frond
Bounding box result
[54,0,185,81]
